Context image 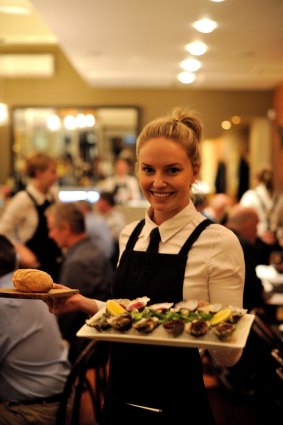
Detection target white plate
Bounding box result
[77,309,255,349]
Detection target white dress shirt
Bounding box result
[0,184,58,243]
[118,201,245,366]
[240,183,283,235]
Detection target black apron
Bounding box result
[102,218,216,425]
[25,191,62,281]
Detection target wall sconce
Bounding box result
[0,103,9,126]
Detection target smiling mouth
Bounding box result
[151,192,173,198]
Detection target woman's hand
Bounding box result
[46,283,99,316]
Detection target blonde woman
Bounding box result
[47,108,244,424]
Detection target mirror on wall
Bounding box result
[11,105,140,187]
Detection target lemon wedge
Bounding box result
[106,299,126,316]
[210,308,232,326]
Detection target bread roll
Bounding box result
[13,269,53,293]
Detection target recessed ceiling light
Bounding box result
[210,0,225,3]
[180,58,201,72]
[231,115,241,125]
[221,120,231,130]
[185,41,208,56]
[193,18,217,34]
[177,72,196,84]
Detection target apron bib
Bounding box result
[25,192,62,280]
[102,219,216,424]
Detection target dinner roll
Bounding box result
[13,269,53,292]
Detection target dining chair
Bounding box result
[56,339,109,425]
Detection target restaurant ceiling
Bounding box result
[1,0,283,90]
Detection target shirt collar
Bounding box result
[26,183,56,205]
[144,202,197,243]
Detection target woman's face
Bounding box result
[138,137,198,223]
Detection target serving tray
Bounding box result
[77,308,255,349]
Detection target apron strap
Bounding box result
[125,219,145,250]
[26,190,54,208]
[125,218,212,254]
[179,218,213,255]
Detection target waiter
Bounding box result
[0,153,62,281]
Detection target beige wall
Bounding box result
[0,45,276,185]
[273,84,283,190]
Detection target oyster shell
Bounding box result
[86,313,111,331]
[108,312,133,331]
[163,319,185,337]
[211,322,235,340]
[173,299,199,315]
[228,305,247,323]
[149,302,174,312]
[132,316,160,333]
[126,296,150,312]
[185,319,210,337]
[198,303,222,314]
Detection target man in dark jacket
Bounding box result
[46,202,112,361]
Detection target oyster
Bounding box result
[149,302,174,313]
[126,296,150,312]
[108,312,133,331]
[198,303,222,314]
[185,319,210,337]
[132,317,160,333]
[163,319,185,337]
[86,313,111,331]
[174,299,198,313]
[228,305,247,323]
[211,322,235,340]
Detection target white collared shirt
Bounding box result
[0,183,58,243]
[119,202,244,308]
[240,183,283,234]
[118,202,245,367]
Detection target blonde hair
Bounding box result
[136,107,202,172]
[25,153,56,178]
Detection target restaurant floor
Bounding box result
[203,355,258,425]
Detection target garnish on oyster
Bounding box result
[132,317,160,333]
[163,319,185,337]
[209,308,232,326]
[211,322,235,340]
[108,312,133,331]
[185,319,210,337]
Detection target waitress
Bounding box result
[0,153,62,280]
[47,108,245,424]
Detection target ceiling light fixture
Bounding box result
[180,58,201,72]
[221,120,231,130]
[177,71,196,84]
[185,41,208,56]
[0,0,32,15]
[193,18,217,34]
